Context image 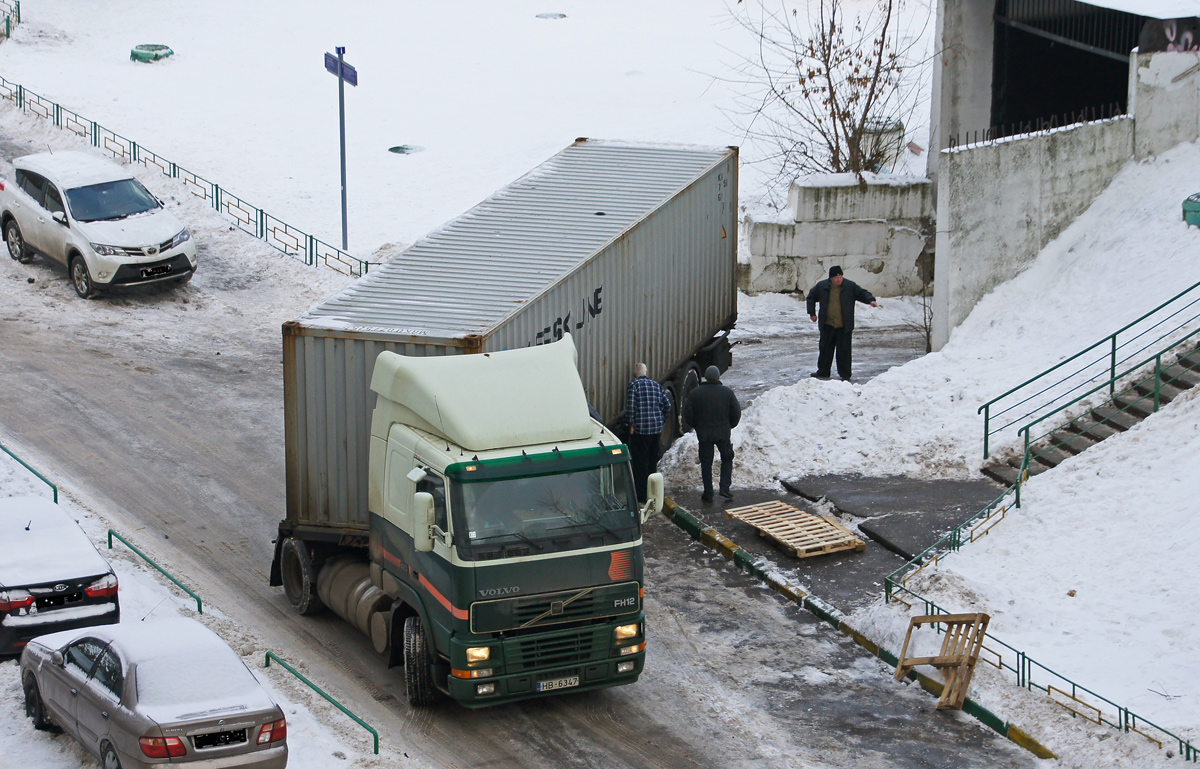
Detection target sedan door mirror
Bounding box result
[413,492,435,552]
[52,211,67,226]
[51,650,64,667]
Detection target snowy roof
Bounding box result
[1081,0,1200,17]
[14,151,134,190]
[0,496,112,586]
[299,139,734,339]
[370,334,594,452]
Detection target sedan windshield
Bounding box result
[65,178,160,222]
[451,464,639,559]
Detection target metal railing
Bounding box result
[884,485,1199,761]
[947,103,1125,150]
[887,581,1199,761]
[263,652,379,755]
[980,278,1200,459]
[0,73,371,277]
[0,2,19,41]
[107,529,203,614]
[0,439,57,501]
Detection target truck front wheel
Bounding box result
[403,615,437,706]
[280,538,322,615]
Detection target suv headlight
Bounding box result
[90,242,124,256]
[167,228,191,248]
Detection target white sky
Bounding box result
[0,0,1196,766]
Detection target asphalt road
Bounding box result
[0,291,1038,769]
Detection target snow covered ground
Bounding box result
[0,0,1197,765]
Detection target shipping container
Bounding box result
[283,138,738,532]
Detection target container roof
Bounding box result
[299,139,734,341]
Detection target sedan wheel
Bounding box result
[6,220,32,263]
[103,742,123,769]
[23,675,55,731]
[70,256,97,299]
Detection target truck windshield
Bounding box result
[66,179,160,222]
[451,463,639,560]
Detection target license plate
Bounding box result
[141,264,171,278]
[536,675,579,692]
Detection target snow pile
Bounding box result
[664,140,1200,488]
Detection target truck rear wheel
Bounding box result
[403,615,437,706]
[280,538,322,615]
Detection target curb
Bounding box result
[660,497,1057,761]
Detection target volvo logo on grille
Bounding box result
[53,584,68,592]
[551,601,564,615]
[479,586,519,597]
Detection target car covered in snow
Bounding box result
[20,617,288,769]
[1,496,120,656]
[0,151,198,298]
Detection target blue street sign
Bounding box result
[324,52,358,87]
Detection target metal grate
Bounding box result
[996,0,1146,62]
[509,627,604,672]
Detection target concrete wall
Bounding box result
[928,0,994,183]
[931,117,1133,348]
[1132,50,1200,160]
[741,176,933,297]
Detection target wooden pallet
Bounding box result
[724,500,865,559]
[894,613,991,710]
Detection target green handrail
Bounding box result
[1017,327,1200,472]
[980,278,1200,458]
[107,529,202,614]
[0,440,57,502]
[263,652,379,755]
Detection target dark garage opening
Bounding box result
[991,0,1146,138]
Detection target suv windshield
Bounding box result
[451,463,639,560]
[65,178,160,222]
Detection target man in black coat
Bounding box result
[683,366,742,503]
[805,265,878,381]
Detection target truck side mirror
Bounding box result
[642,473,664,522]
[413,492,435,552]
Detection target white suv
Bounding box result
[1,151,198,298]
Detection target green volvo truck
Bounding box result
[268,139,737,707]
[272,337,660,706]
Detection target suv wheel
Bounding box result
[6,220,32,263]
[70,256,97,299]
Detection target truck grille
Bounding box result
[471,581,640,633]
[506,627,608,672]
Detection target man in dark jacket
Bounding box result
[805,265,878,381]
[683,366,742,502]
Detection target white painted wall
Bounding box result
[1132,50,1200,160]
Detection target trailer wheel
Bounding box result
[280,538,322,615]
[403,615,437,706]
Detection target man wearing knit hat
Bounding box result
[683,366,741,502]
[805,265,878,381]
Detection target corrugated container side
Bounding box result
[487,153,737,420]
[283,323,463,530]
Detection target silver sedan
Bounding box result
[20,618,288,769]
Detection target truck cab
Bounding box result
[274,336,661,707]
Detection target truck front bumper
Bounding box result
[448,650,645,708]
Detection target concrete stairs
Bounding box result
[982,348,1200,487]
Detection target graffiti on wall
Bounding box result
[1139,18,1200,52]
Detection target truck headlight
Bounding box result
[619,642,646,656]
[90,242,123,256]
[614,623,639,641]
[466,646,491,664]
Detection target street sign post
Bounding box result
[325,47,358,250]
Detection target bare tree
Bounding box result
[727,0,929,202]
